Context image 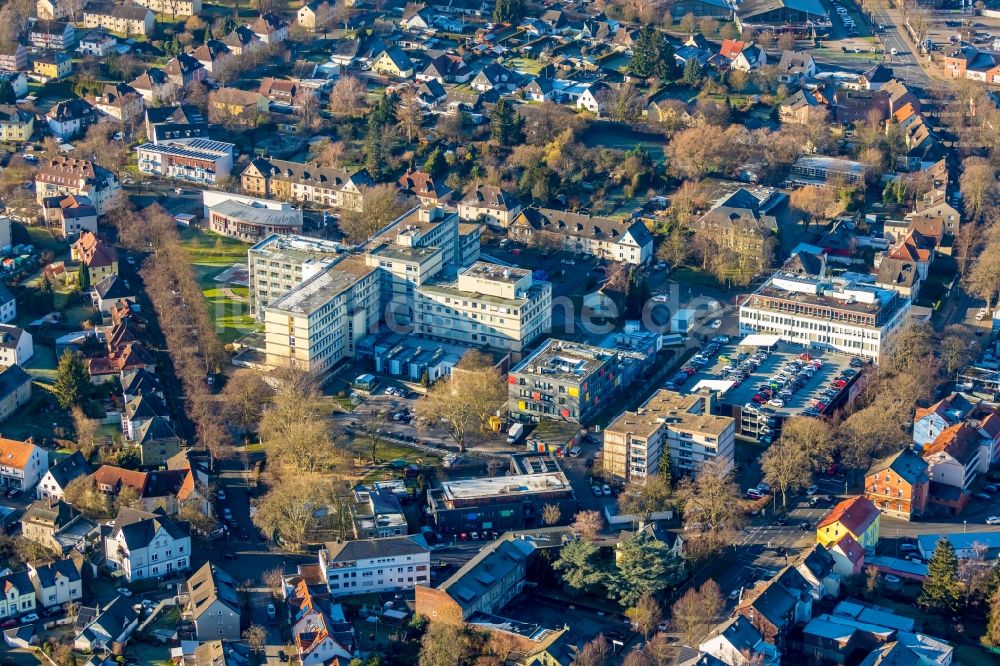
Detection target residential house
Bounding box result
[576,82,611,115]
[858,63,894,90]
[182,563,242,640]
[78,28,118,57]
[415,536,536,623]
[93,274,135,314]
[131,0,202,15]
[29,21,77,51]
[401,2,432,29]
[875,257,921,298]
[0,71,28,99]
[241,157,372,211]
[775,50,816,84]
[922,423,980,514]
[130,417,183,467]
[163,53,206,87]
[509,208,653,264]
[46,98,98,141]
[833,88,890,124]
[458,185,522,227]
[0,365,31,422]
[35,158,121,216]
[0,436,49,493]
[399,169,451,205]
[816,496,880,551]
[909,189,962,237]
[297,0,334,30]
[181,641,252,666]
[74,596,139,652]
[29,559,83,609]
[222,25,264,57]
[129,68,172,103]
[0,105,33,143]
[0,571,36,620]
[470,64,519,92]
[189,40,232,76]
[0,43,28,71]
[284,574,355,664]
[886,229,934,280]
[731,44,767,72]
[103,507,191,582]
[794,545,841,600]
[695,188,778,271]
[319,535,430,597]
[136,138,234,185]
[0,325,32,366]
[90,82,144,122]
[419,54,471,83]
[944,44,1000,83]
[913,393,977,446]
[700,616,780,666]
[828,533,866,578]
[259,77,301,106]
[20,498,98,554]
[73,231,119,284]
[864,449,929,521]
[208,87,269,123]
[734,566,813,648]
[32,51,72,80]
[42,194,99,237]
[250,12,289,43]
[371,46,415,78]
[523,77,556,103]
[36,451,93,500]
[83,2,155,36]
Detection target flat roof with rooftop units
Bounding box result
[265,255,376,316]
[462,261,530,283]
[440,473,571,502]
[249,234,344,263]
[513,339,647,381]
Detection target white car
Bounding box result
[19,613,38,625]
[976,307,989,321]
[602,484,612,496]
[710,319,723,329]
[768,398,784,407]
[729,588,741,600]
[116,587,133,597]
[592,485,603,497]
[883,574,901,584]
[890,47,898,56]
[987,516,1000,525]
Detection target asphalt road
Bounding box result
[867,1,933,85]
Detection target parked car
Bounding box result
[592,485,603,496]
[806,484,819,495]
[987,516,1000,525]
[19,613,38,624]
[884,574,901,584]
[746,488,764,499]
[116,587,133,597]
[900,543,918,552]
[975,492,992,501]
[602,484,612,496]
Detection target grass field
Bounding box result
[179,227,261,344]
[580,123,666,163]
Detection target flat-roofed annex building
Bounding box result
[603,389,735,483]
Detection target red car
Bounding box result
[814,401,826,411]
[0,619,15,629]
[833,379,847,388]
[752,394,766,403]
[798,353,811,360]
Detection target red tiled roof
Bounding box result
[832,533,865,564]
[922,422,980,465]
[817,496,879,536]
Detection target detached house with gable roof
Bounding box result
[371,46,415,79]
[29,558,83,609]
[103,507,191,582]
[37,451,93,500]
[73,231,119,284]
[458,185,522,227]
[399,169,452,205]
[735,566,814,649]
[181,562,242,640]
[0,436,49,493]
[912,392,977,446]
[284,572,355,664]
[817,496,880,551]
[0,324,32,366]
[922,422,980,515]
[0,571,36,620]
[509,208,653,264]
[700,615,780,666]
[74,595,139,652]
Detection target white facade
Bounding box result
[136,138,234,185]
[0,574,35,619]
[924,448,979,491]
[0,326,33,366]
[29,562,83,607]
[0,439,49,492]
[319,537,431,597]
[104,522,191,582]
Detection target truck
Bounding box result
[507,423,526,444]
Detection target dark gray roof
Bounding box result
[324,534,428,563]
[32,558,82,589]
[94,274,134,301]
[121,368,163,397]
[185,562,240,619]
[133,416,179,444]
[124,393,169,422]
[45,452,94,492]
[0,365,31,402]
[113,507,189,549]
[436,537,536,610]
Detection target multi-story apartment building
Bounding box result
[103,507,191,582]
[32,51,73,80]
[46,98,98,140]
[83,1,155,36]
[413,262,551,355]
[181,562,241,641]
[319,535,430,597]
[36,0,85,20]
[415,536,536,624]
[0,324,33,366]
[426,467,576,536]
[739,272,911,364]
[248,234,344,317]
[241,157,374,211]
[263,255,380,373]
[0,43,28,70]
[206,197,303,243]
[35,157,120,215]
[508,338,656,425]
[509,207,653,264]
[136,138,234,185]
[789,156,868,187]
[29,21,76,51]
[0,105,33,143]
[0,436,49,493]
[603,389,736,483]
[132,0,202,15]
[864,449,929,521]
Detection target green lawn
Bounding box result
[24,346,57,383]
[178,227,261,344]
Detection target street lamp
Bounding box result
[964,520,967,534]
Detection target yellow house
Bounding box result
[0,105,34,142]
[209,87,269,121]
[371,46,414,79]
[816,495,881,551]
[33,52,72,80]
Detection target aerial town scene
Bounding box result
[1,0,1000,662]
